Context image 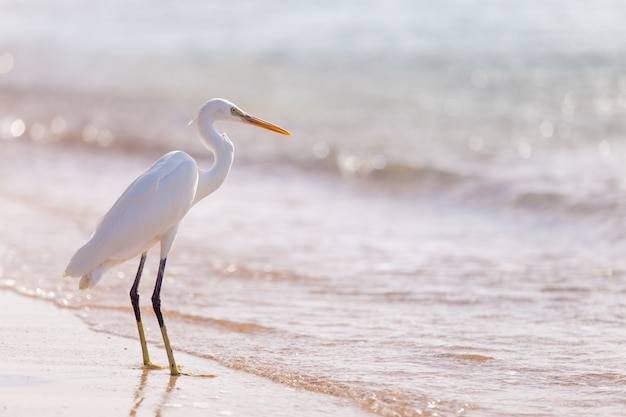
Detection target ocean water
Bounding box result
[2,0,626,415]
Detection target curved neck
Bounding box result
[193,119,235,205]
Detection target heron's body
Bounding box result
[63,98,291,375]
[64,148,231,290]
[64,151,197,288]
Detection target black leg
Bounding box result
[151,257,180,375]
[129,253,161,368]
[130,253,147,322]
[151,258,166,327]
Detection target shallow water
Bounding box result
[2,1,626,416]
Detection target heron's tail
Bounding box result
[63,263,105,290]
[78,266,105,289]
[63,238,112,289]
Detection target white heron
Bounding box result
[63,98,292,376]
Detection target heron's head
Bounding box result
[198,98,292,136]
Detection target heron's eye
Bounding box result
[230,107,237,115]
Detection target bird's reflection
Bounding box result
[129,369,178,417]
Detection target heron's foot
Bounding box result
[142,361,166,370]
[178,371,217,378]
[169,365,215,378]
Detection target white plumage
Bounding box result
[62,98,291,375]
[64,151,198,289]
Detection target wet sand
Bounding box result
[4,1,626,413]
[3,131,626,416]
[0,290,370,417]
[0,140,383,417]
[0,140,370,416]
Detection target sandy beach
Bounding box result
[3,1,626,414]
[0,142,373,417]
[0,290,370,417]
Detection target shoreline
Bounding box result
[0,290,370,417]
[0,140,375,417]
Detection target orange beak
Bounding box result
[241,113,292,136]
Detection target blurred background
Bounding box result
[2,1,626,416]
[3,0,626,195]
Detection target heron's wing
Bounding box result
[64,151,198,277]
